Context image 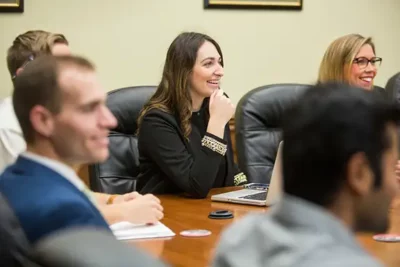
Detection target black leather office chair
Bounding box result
[89,86,157,194]
[0,192,41,267]
[235,84,310,183]
[34,227,168,267]
[385,72,400,104]
[385,73,400,153]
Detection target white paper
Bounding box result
[110,221,175,240]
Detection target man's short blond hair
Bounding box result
[6,30,68,78]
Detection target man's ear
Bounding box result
[346,152,374,196]
[29,105,55,138]
[15,67,24,77]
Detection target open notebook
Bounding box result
[110,221,175,241]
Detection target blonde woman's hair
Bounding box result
[318,34,375,84]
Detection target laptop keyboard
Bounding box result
[239,191,267,200]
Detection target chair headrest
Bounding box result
[235,83,310,129]
[385,72,400,103]
[234,83,310,183]
[107,86,157,134]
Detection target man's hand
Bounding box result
[119,194,164,224]
[112,192,142,204]
[99,193,164,225]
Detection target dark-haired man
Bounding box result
[213,83,398,267]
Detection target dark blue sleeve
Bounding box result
[29,201,111,244]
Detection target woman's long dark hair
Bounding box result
[137,32,224,138]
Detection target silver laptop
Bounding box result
[211,141,283,206]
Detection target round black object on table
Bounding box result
[208,210,234,219]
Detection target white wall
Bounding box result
[1,0,399,104]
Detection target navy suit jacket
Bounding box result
[0,156,110,244]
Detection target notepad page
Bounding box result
[110,221,175,240]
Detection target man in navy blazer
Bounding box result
[2,30,163,226]
[0,55,118,244]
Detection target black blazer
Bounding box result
[137,107,243,198]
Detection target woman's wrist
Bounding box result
[207,117,225,138]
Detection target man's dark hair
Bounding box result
[282,82,400,206]
[12,55,95,144]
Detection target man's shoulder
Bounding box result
[297,249,383,267]
[0,97,12,112]
[1,168,83,215]
[0,159,79,198]
[0,97,21,131]
[213,211,292,267]
[17,195,107,244]
[0,98,25,173]
[213,213,383,267]
[1,165,108,244]
[215,212,277,251]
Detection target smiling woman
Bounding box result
[0,0,24,13]
[318,34,382,91]
[136,32,247,198]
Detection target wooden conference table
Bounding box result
[128,187,400,267]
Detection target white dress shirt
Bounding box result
[0,97,26,174]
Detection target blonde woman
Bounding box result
[318,33,382,91]
[318,34,400,182]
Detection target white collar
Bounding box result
[21,151,85,191]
